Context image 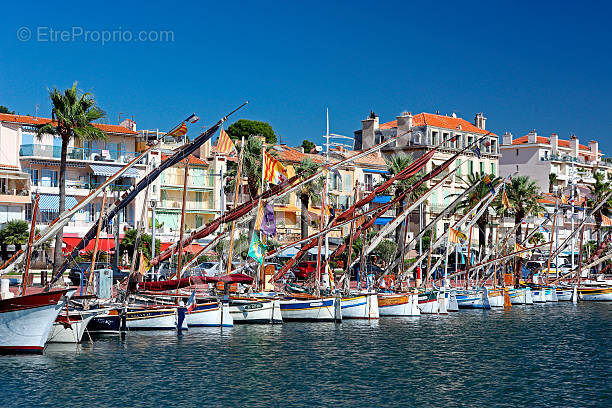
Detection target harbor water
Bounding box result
[2,303,610,407]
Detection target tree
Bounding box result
[36,82,106,276]
[548,173,557,193]
[373,239,398,268]
[587,171,612,247]
[119,229,161,262]
[505,175,543,241]
[225,137,268,199]
[0,220,30,260]
[528,231,545,245]
[294,158,323,240]
[301,139,316,153]
[226,119,277,144]
[451,172,501,256]
[0,105,15,114]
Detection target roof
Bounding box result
[511,135,594,153]
[273,145,324,164]
[537,192,587,206]
[0,113,138,135]
[160,153,207,166]
[380,112,496,136]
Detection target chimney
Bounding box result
[396,111,412,146]
[550,133,558,155]
[474,113,486,130]
[119,118,136,131]
[569,135,579,158]
[527,130,537,144]
[502,132,513,145]
[589,140,598,162]
[361,113,379,150]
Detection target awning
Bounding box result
[89,163,140,178]
[160,242,205,255]
[372,195,392,204]
[39,194,78,212]
[374,217,393,225]
[63,236,116,254]
[363,168,389,174]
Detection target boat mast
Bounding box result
[176,158,190,297]
[20,194,39,296]
[343,182,359,295]
[314,178,327,297]
[545,195,558,286]
[86,190,107,294]
[258,143,267,291]
[465,225,474,290]
[226,137,245,275]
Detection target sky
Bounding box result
[1,0,611,152]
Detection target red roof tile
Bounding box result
[0,113,138,135]
[511,135,595,152]
[380,113,496,136]
[161,153,207,166]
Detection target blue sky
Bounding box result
[1,1,611,151]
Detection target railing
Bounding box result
[19,144,139,163]
[161,174,213,188]
[541,154,598,166]
[159,200,215,211]
[30,178,133,191]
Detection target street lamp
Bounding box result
[150,198,158,279]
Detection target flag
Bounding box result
[186,290,197,313]
[186,113,200,124]
[326,205,335,224]
[327,263,335,289]
[602,214,612,227]
[483,140,491,148]
[217,127,236,155]
[515,243,528,258]
[502,188,512,210]
[560,194,568,204]
[167,122,188,138]
[263,151,288,184]
[137,253,151,276]
[254,203,265,231]
[482,174,495,194]
[449,227,466,243]
[260,202,277,237]
[472,146,481,158]
[248,232,267,265]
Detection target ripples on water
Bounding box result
[1,303,610,408]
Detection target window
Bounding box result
[432,131,439,146]
[195,192,203,203]
[490,163,496,176]
[364,174,373,190]
[456,158,462,176]
[468,161,474,175]
[516,149,519,156]
[195,215,203,228]
[41,169,58,187]
[344,174,352,192]
[479,162,485,174]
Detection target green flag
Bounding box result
[248,232,266,265]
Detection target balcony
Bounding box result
[161,174,214,189]
[541,154,598,167]
[158,200,216,212]
[20,144,139,164]
[30,178,133,192]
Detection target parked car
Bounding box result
[68,262,129,286]
[293,261,317,279]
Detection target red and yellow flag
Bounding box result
[502,189,512,210]
[167,122,187,138]
[449,227,466,243]
[217,127,236,155]
[602,214,612,227]
[263,151,288,184]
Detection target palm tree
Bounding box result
[587,172,612,247]
[451,172,501,256]
[384,153,425,251]
[505,175,543,241]
[0,220,29,261]
[548,173,557,193]
[36,82,106,275]
[294,158,323,239]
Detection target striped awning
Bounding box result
[89,164,140,178]
[38,194,78,212]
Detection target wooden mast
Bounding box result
[343,182,359,294]
[86,190,107,294]
[314,176,327,297]
[258,143,267,291]
[465,225,473,290]
[176,157,190,296]
[576,225,585,290]
[545,195,558,286]
[226,137,245,276]
[20,194,39,296]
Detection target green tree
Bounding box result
[548,173,557,193]
[587,172,612,247]
[294,158,323,239]
[0,105,15,114]
[36,82,106,275]
[226,119,277,144]
[119,229,161,262]
[528,231,545,245]
[301,139,316,153]
[451,172,501,256]
[373,239,398,268]
[505,175,543,240]
[0,220,30,260]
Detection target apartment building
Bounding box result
[499,130,609,196]
[0,113,147,250]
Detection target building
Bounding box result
[499,130,609,195]
[354,111,500,244]
[0,113,147,255]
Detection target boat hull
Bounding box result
[341,293,379,319]
[556,288,573,301]
[0,290,73,353]
[417,291,439,314]
[487,289,505,308]
[186,301,233,327]
[280,297,339,322]
[456,289,491,309]
[88,308,123,333]
[47,311,97,343]
[578,287,612,301]
[125,306,187,330]
[377,293,420,316]
[229,299,281,324]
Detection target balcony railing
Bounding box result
[541,154,598,166]
[159,200,215,211]
[20,144,139,163]
[30,178,133,191]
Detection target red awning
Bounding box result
[63,236,116,254]
[160,242,205,255]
